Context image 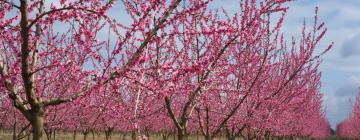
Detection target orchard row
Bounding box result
[0,0,332,140]
[337,91,360,138]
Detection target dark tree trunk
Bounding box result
[83,131,89,140]
[73,131,77,140]
[177,129,186,140]
[131,130,137,140]
[12,119,17,140]
[105,131,111,140]
[52,130,56,140]
[30,106,45,140]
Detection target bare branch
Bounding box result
[42,92,81,107]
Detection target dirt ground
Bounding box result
[0,130,343,140]
[0,130,228,140]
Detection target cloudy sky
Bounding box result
[284,0,360,129]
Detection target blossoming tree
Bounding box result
[337,90,360,139]
[0,0,332,140]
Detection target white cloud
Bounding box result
[341,34,360,58]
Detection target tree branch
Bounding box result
[0,45,30,119]
[20,0,38,106]
[30,0,44,81]
[0,0,20,9]
[211,48,269,137]
[42,92,81,107]
[165,96,183,131]
[195,107,207,136]
[28,6,99,29]
[105,0,183,83]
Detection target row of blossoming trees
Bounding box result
[0,0,332,140]
[337,91,360,139]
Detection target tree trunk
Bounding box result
[204,135,212,140]
[52,130,56,140]
[177,129,186,140]
[31,108,45,140]
[73,131,77,140]
[122,133,127,140]
[105,131,111,140]
[12,120,17,140]
[145,128,150,139]
[83,132,89,140]
[162,132,171,140]
[131,130,136,140]
[45,129,51,140]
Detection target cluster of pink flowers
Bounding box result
[0,0,332,140]
[337,91,360,138]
